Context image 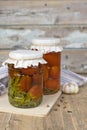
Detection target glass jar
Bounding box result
[30,38,63,95]
[3,50,47,108]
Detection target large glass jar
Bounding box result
[3,50,47,108]
[30,38,63,95]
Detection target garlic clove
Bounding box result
[62,81,79,94]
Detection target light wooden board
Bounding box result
[0,90,62,117]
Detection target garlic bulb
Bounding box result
[62,81,79,94]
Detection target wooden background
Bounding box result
[0,2,87,130]
[0,0,87,73]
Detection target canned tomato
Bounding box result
[3,50,47,108]
[30,38,63,95]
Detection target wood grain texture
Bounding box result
[0,0,86,2]
[0,27,87,49]
[0,1,87,128]
[0,0,87,51]
[0,49,87,73]
[0,1,87,25]
[0,84,87,130]
[62,49,87,73]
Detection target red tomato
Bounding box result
[45,79,59,90]
[50,66,60,79]
[33,73,42,84]
[29,85,43,99]
[19,76,32,92]
[21,67,39,75]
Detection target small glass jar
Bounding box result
[30,38,63,95]
[3,50,47,108]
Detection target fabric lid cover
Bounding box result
[3,50,47,68]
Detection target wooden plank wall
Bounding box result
[0,0,87,73]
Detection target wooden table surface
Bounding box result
[0,50,87,130]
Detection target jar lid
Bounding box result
[32,38,60,46]
[9,50,43,60]
[31,38,63,53]
[3,50,47,68]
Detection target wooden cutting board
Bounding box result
[0,90,62,117]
